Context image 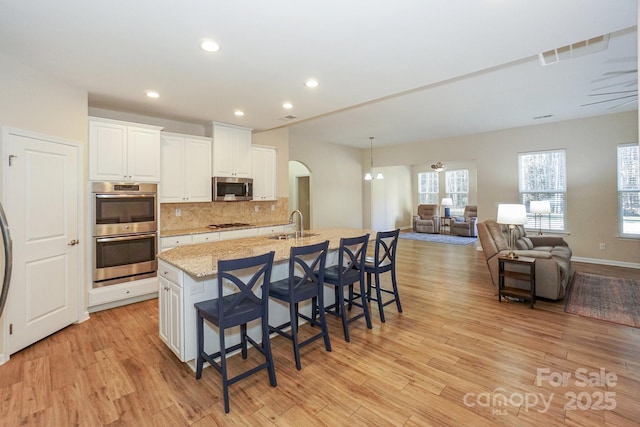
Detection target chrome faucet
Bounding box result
[289,209,304,238]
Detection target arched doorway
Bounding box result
[288,160,311,230]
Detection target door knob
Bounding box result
[67,239,79,246]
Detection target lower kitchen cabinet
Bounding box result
[159,267,183,360]
[160,231,220,252]
[88,277,158,312]
[158,259,218,364]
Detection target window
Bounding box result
[519,150,566,231]
[618,143,640,237]
[418,172,438,204]
[445,169,469,216]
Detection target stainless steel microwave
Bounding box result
[212,177,253,201]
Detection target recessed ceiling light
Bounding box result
[234,110,245,117]
[200,39,220,52]
[304,79,319,88]
[145,90,160,98]
[283,102,293,109]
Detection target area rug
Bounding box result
[398,232,477,246]
[565,272,640,328]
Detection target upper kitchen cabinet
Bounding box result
[206,122,252,178]
[252,145,277,201]
[161,133,212,203]
[89,117,162,182]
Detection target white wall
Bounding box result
[365,165,412,231]
[1,53,87,142]
[289,137,363,229]
[88,107,205,136]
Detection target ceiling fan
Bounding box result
[581,69,638,109]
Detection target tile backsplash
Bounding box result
[160,198,289,232]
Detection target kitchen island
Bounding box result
[157,227,371,369]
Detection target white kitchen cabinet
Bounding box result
[161,225,284,249]
[158,264,183,360]
[252,145,277,201]
[161,231,221,251]
[88,277,158,311]
[89,117,162,182]
[161,133,212,202]
[158,259,217,364]
[208,122,252,178]
[258,225,285,235]
[192,231,220,244]
[218,227,259,240]
[160,235,193,251]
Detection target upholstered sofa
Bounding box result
[477,220,572,300]
[451,205,478,237]
[413,204,440,234]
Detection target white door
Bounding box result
[4,129,80,355]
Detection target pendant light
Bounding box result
[364,137,383,180]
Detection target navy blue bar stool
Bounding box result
[194,251,276,413]
[322,234,372,342]
[364,229,402,322]
[269,240,331,370]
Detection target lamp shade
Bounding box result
[530,200,551,214]
[497,204,527,225]
[441,197,453,206]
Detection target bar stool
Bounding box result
[194,251,276,413]
[268,240,331,370]
[323,234,372,342]
[364,229,402,322]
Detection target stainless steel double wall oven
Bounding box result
[92,182,158,287]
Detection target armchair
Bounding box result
[413,204,440,234]
[477,220,572,300]
[450,205,478,237]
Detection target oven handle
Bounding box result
[96,233,156,243]
[95,193,156,199]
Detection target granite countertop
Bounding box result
[160,220,290,238]
[158,227,373,278]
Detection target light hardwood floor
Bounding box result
[1,238,639,426]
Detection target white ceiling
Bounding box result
[0,1,637,148]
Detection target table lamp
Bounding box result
[529,200,551,235]
[497,204,527,259]
[441,197,453,218]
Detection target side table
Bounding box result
[440,217,452,235]
[498,256,536,308]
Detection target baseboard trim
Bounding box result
[571,256,640,270]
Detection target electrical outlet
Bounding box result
[175,208,181,217]
[255,205,260,212]
[271,204,275,211]
[599,243,605,250]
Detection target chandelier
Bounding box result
[431,161,446,172]
[364,137,383,180]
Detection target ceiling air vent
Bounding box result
[279,115,298,121]
[539,34,610,66]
